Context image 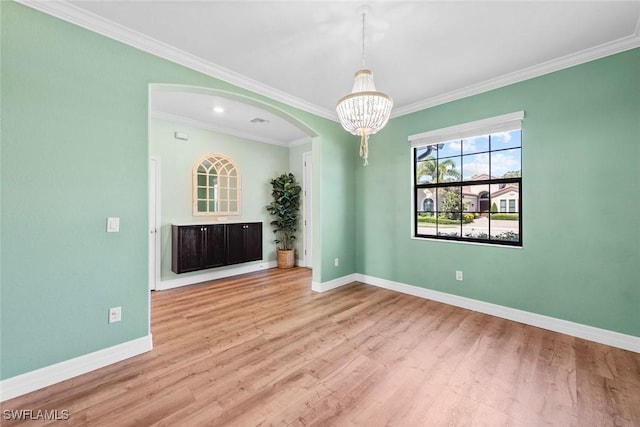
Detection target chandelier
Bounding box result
[336,6,393,166]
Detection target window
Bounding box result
[422,198,434,213]
[193,154,241,216]
[410,112,523,246]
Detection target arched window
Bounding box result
[422,198,434,212]
[193,154,240,216]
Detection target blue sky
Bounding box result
[417,129,521,181]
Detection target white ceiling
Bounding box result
[149,90,312,146]
[21,1,640,145]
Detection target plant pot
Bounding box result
[277,249,295,269]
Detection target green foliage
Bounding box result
[417,214,473,224]
[490,202,498,213]
[502,170,521,178]
[266,173,301,250]
[417,213,435,223]
[441,189,468,220]
[416,155,461,183]
[419,215,454,224]
[490,213,519,220]
[462,213,475,223]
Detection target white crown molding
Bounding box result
[16,0,336,121]
[150,111,293,147]
[392,31,640,118]
[0,334,152,402]
[16,1,640,124]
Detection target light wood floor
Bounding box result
[3,268,639,426]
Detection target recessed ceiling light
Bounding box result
[213,106,224,113]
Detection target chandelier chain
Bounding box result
[361,11,366,68]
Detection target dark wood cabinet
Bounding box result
[171,222,262,274]
[225,223,262,265]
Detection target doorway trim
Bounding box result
[303,151,313,268]
[149,155,161,292]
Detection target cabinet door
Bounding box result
[202,224,225,269]
[244,222,263,262]
[225,223,245,265]
[172,225,203,273]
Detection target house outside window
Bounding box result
[410,112,523,246]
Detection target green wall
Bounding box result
[149,118,291,281]
[0,1,352,380]
[356,48,640,336]
[1,1,150,379]
[316,126,359,283]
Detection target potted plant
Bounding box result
[266,173,302,268]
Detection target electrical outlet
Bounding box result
[334,258,339,267]
[455,271,463,281]
[109,307,122,323]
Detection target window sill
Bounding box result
[410,235,523,249]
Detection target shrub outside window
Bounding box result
[410,112,523,246]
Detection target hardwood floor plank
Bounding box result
[3,268,639,426]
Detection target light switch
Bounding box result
[107,217,120,233]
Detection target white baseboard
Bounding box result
[158,261,277,290]
[0,334,153,402]
[355,273,640,354]
[311,274,358,293]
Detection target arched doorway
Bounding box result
[147,84,319,294]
